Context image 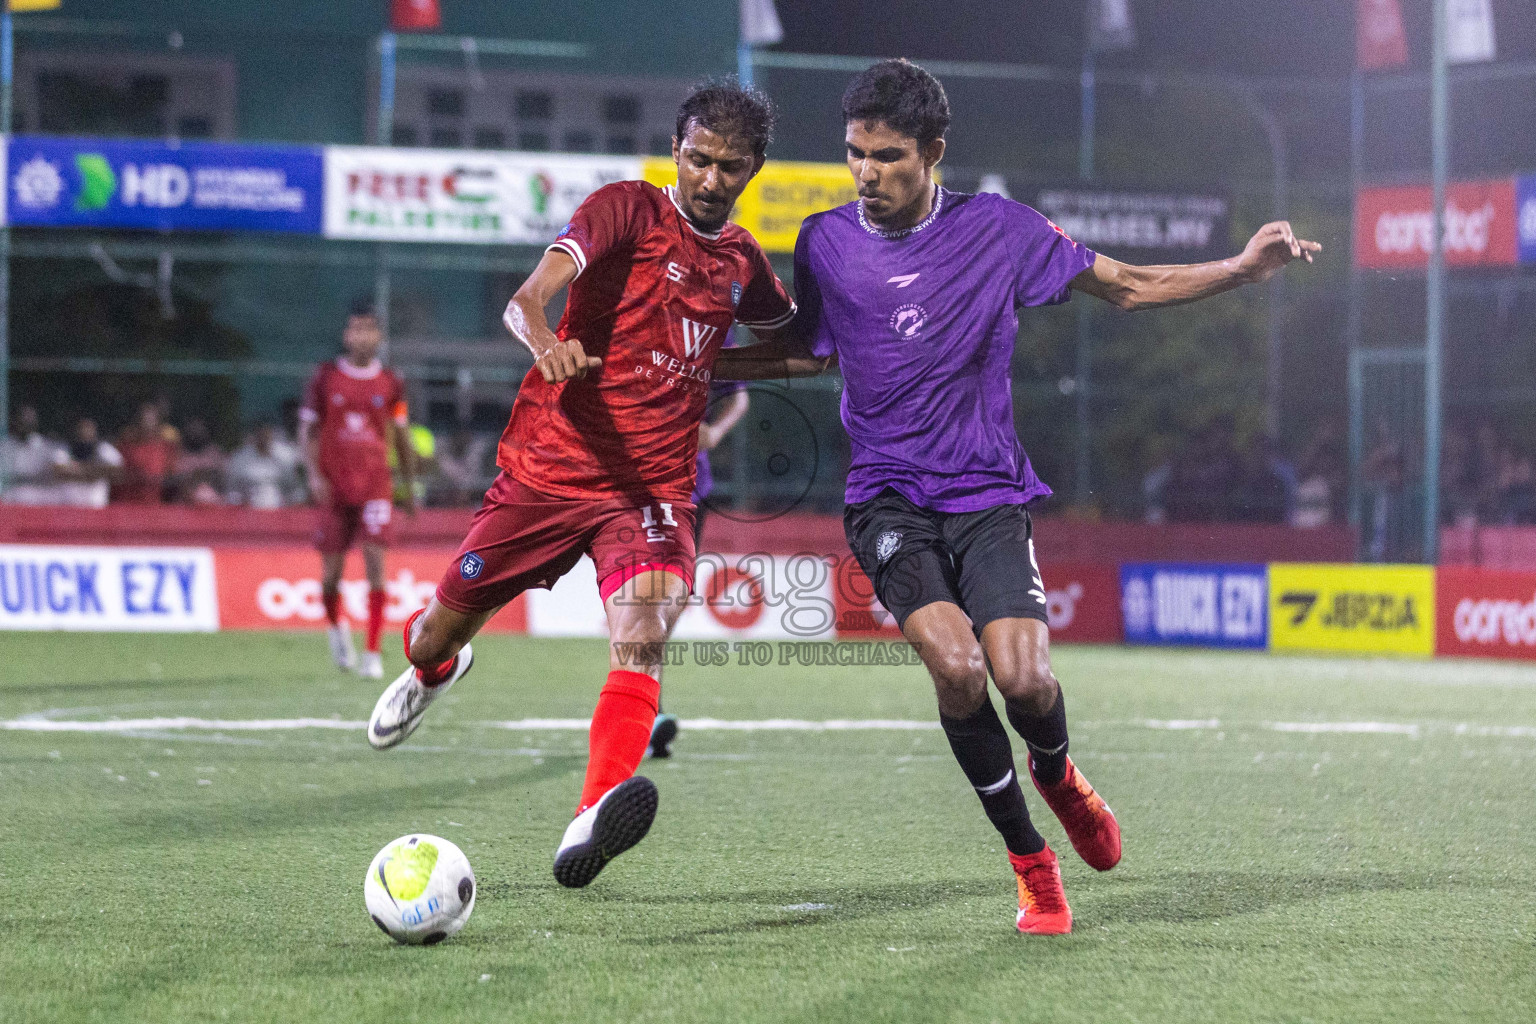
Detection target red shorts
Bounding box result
[315,498,395,554]
[435,472,696,615]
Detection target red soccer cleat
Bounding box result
[1010,846,1072,935]
[1030,755,1122,871]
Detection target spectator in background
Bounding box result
[1292,446,1341,528]
[54,418,123,509]
[114,400,181,503]
[171,417,227,505]
[1362,418,1405,561]
[1496,447,1536,525]
[1165,419,1239,523]
[225,421,301,510]
[1,404,69,505]
[431,427,491,507]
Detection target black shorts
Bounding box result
[844,488,1047,635]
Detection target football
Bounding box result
[363,834,476,945]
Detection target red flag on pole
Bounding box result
[391,0,440,32]
[1357,0,1408,71]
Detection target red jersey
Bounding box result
[300,358,408,506]
[500,180,796,502]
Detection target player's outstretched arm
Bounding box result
[1069,220,1321,312]
[714,335,834,381]
[503,250,602,383]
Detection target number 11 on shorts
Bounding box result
[640,503,676,543]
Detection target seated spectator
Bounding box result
[114,400,181,503]
[225,422,300,510]
[171,417,227,505]
[1,404,70,505]
[431,427,491,506]
[53,418,124,509]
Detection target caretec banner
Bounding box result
[1354,178,1517,270]
[1435,566,1536,660]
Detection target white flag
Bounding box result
[1447,0,1495,64]
[1090,0,1136,52]
[741,0,784,47]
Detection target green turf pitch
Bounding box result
[2,633,1534,1023]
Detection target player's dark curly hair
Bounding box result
[841,58,951,146]
[674,77,777,158]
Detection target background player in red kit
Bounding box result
[366,81,797,888]
[299,302,417,680]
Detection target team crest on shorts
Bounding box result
[459,552,485,580]
[731,281,743,307]
[876,530,902,563]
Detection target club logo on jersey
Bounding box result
[887,273,920,288]
[459,552,484,580]
[888,303,928,339]
[681,318,718,359]
[557,222,573,238]
[876,530,902,563]
[731,281,743,307]
[667,261,688,283]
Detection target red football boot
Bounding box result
[1030,755,1121,871]
[1010,846,1072,935]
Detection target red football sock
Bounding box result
[365,589,387,653]
[402,608,456,686]
[577,670,661,814]
[322,589,341,626]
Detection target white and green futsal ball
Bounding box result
[364,834,476,945]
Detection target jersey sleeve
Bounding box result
[790,220,834,360]
[546,182,647,279]
[389,372,409,427]
[299,368,325,425]
[734,244,798,331]
[1003,198,1098,308]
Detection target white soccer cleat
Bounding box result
[328,619,357,672]
[552,776,659,888]
[366,644,473,750]
[358,651,384,680]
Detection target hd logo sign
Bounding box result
[1269,564,1435,657]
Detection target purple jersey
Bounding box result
[795,188,1097,512]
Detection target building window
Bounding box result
[392,124,419,146]
[603,94,641,125]
[517,130,550,152]
[515,91,554,120]
[427,88,465,118]
[563,130,595,153]
[649,134,674,156]
[605,135,636,155]
[429,127,462,148]
[473,127,506,149]
[18,53,235,139]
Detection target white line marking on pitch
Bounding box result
[4,716,1533,740]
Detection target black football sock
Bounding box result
[1005,687,1070,787]
[940,699,1046,856]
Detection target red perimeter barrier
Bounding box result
[1436,566,1536,660]
[2,503,1355,564]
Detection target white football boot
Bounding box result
[366,644,473,750]
[553,776,659,888]
[358,651,384,680]
[328,618,357,672]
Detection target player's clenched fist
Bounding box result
[534,339,603,383]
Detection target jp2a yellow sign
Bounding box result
[1269,564,1436,657]
[642,158,859,253]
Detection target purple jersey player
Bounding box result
[718,59,1319,936]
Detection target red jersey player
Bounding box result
[299,302,417,680]
[365,82,796,888]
